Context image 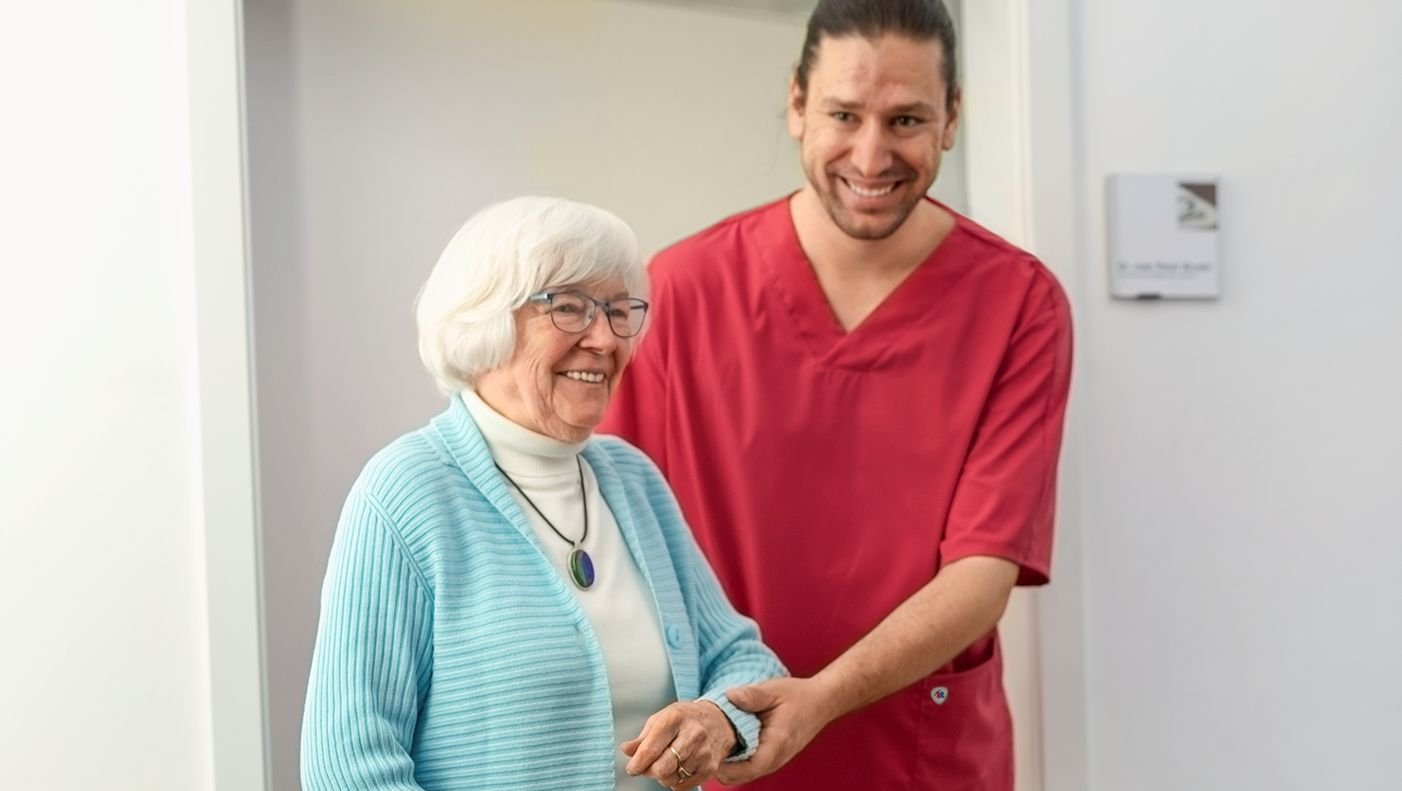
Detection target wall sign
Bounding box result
[1107,174,1221,299]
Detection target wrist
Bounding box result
[696,698,741,754]
[806,670,852,725]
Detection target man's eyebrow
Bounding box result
[889,102,938,116]
[817,98,937,116]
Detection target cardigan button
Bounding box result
[665,624,683,649]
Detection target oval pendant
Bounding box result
[568,548,596,590]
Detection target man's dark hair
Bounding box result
[794,0,959,111]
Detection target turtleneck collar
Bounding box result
[460,388,586,478]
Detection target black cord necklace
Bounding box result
[494,456,596,590]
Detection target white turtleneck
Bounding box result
[462,389,676,788]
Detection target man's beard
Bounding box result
[809,164,929,241]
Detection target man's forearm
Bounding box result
[808,555,1020,721]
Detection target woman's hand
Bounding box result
[620,699,737,790]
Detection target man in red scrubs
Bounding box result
[603,1,1072,788]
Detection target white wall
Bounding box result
[1066,2,1402,789]
[0,2,216,789]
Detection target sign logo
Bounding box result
[1176,182,1219,230]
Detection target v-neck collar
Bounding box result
[753,194,969,371]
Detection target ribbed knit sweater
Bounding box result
[301,395,786,790]
[459,387,674,791]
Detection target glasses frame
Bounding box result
[526,289,650,339]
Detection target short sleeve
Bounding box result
[940,267,1073,586]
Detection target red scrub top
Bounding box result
[600,197,1072,790]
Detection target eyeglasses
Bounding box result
[526,290,650,338]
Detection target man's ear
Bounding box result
[787,75,806,141]
[942,86,962,151]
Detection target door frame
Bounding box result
[186,0,270,788]
[961,2,1089,791]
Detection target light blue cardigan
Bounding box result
[301,396,786,790]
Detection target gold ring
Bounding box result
[670,745,693,779]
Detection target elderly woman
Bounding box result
[301,196,785,790]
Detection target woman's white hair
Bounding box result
[416,196,646,394]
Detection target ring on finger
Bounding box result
[669,745,693,779]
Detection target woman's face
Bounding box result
[475,279,635,443]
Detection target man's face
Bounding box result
[788,34,960,241]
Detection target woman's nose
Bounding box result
[578,308,619,351]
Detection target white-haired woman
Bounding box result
[301,197,785,791]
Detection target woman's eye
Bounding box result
[554,303,584,315]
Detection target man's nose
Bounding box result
[849,121,894,177]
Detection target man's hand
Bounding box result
[713,677,836,785]
[714,557,1018,786]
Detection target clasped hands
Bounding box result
[621,677,832,789]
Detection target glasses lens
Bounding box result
[548,292,592,332]
[607,299,648,337]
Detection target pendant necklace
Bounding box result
[494,456,596,590]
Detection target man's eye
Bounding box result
[831,111,854,123]
[893,116,923,127]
